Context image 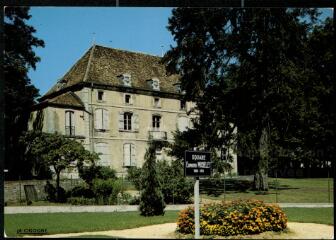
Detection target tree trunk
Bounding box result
[254,127,269,191]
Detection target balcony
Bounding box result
[149,131,167,141]
[65,126,75,137]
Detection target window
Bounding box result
[180,100,186,110]
[118,111,139,131]
[123,143,136,167]
[152,115,161,130]
[154,97,161,108]
[124,112,132,130]
[95,142,110,166]
[94,108,109,131]
[147,78,160,90]
[97,91,104,101]
[65,111,75,136]
[174,83,181,93]
[120,74,132,86]
[125,94,132,105]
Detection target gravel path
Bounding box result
[27,222,334,239]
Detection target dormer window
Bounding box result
[119,73,132,87]
[147,78,160,91]
[174,83,181,93]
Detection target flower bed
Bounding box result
[177,199,287,236]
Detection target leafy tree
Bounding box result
[139,141,165,216]
[163,8,321,190]
[27,132,98,201]
[156,159,193,204]
[4,7,44,179]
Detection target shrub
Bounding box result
[96,166,117,180]
[177,199,287,236]
[92,178,114,204]
[157,160,193,204]
[67,197,96,205]
[126,167,142,190]
[139,141,165,216]
[67,185,95,198]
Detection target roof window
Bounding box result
[119,73,132,87]
[147,78,160,91]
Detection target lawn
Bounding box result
[5,208,333,237]
[202,178,334,203]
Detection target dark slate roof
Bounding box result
[42,45,180,99]
[34,92,85,110]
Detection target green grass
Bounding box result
[284,207,334,225]
[4,211,179,237]
[5,208,333,237]
[202,178,334,203]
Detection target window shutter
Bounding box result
[118,112,124,130]
[95,109,103,129]
[131,144,136,166]
[65,111,70,127]
[103,109,109,130]
[133,113,139,131]
[123,144,131,166]
[129,95,133,105]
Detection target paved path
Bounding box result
[4,203,333,214]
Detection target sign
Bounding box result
[184,151,211,177]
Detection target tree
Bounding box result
[4,7,44,179]
[163,8,320,190]
[139,141,165,216]
[27,132,98,201]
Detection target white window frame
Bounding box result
[121,73,132,87]
[152,78,160,91]
[124,112,133,131]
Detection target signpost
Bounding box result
[185,150,211,239]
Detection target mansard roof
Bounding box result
[41,45,180,100]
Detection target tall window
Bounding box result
[119,112,139,131]
[95,108,109,131]
[65,111,75,136]
[152,115,161,130]
[97,91,104,101]
[123,143,136,167]
[95,142,110,166]
[124,112,132,130]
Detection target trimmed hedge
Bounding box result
[177,199,287,236]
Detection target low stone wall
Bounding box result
[4,179,83,203]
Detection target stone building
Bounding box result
[29,44,237,178]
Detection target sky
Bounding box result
[27,7,333,96]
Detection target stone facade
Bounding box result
[29,45,237,178]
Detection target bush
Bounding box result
[67,185,95,198]
[92,178,123,205]
[96,166,117,180]
[126,167,142,190]
[157,160,193,204]
[67,197,96,205]
[177,199,287,236]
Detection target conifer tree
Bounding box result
[139,141,165,216]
